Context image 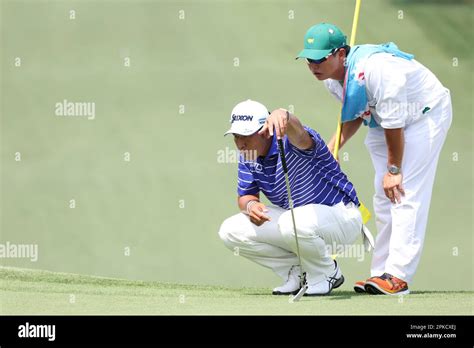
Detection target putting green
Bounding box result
[1,267,472,315]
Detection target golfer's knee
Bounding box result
[218,215,245,248]
[218,218,232,243]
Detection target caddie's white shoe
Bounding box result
[304,261,344,296]
[272,265,301,295]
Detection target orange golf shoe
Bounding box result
[364,273,409,295]
[353,280,367,293]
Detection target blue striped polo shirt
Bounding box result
[237,126,359,209]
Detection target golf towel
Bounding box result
[342,42,414,128]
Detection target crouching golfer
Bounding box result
[218,99,372,296]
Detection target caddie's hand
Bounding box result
[258,109,289,140]
[383,172,405,204]
[247,202,271,226]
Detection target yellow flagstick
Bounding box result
[333,0,371,225]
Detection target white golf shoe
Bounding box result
[304,261,344,296]
[272,265,301,295]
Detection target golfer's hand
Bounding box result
[383,172,405,204]
[258,109,289,140]
[248,202,271,226]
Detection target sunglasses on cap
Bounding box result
[305,47,343,65]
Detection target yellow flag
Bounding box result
[359,202,371,224]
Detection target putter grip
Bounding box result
[277,139,288,174]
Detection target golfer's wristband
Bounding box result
[246,200,259,215]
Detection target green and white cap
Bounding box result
[224,99,269,136]
[296,23,347,61]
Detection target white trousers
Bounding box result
[365,90,452,283]
[218,201,362,284]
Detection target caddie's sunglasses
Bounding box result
[305,48,341,65]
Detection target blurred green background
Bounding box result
[1,0,472,291]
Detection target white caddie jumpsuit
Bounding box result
[324,52,452,282]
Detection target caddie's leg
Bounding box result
[218,206,298,280]
[278,201,362,285]
[385,91,452,283]
[365,127,393,277]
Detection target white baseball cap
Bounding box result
[224,99,269,136]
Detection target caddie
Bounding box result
[296,23,452,295]
[218,99,373,296]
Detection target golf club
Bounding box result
[277,138,308,301]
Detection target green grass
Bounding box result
[1,267,472,315]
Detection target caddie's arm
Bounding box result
[383,128,406,204]
[258,108,313,150]
[385,128,404,169]
[326,117,364,155]
[363,57,408,204]
[238,194,271,226]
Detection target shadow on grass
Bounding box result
[242,290,368,299]
[327,291,361,300]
